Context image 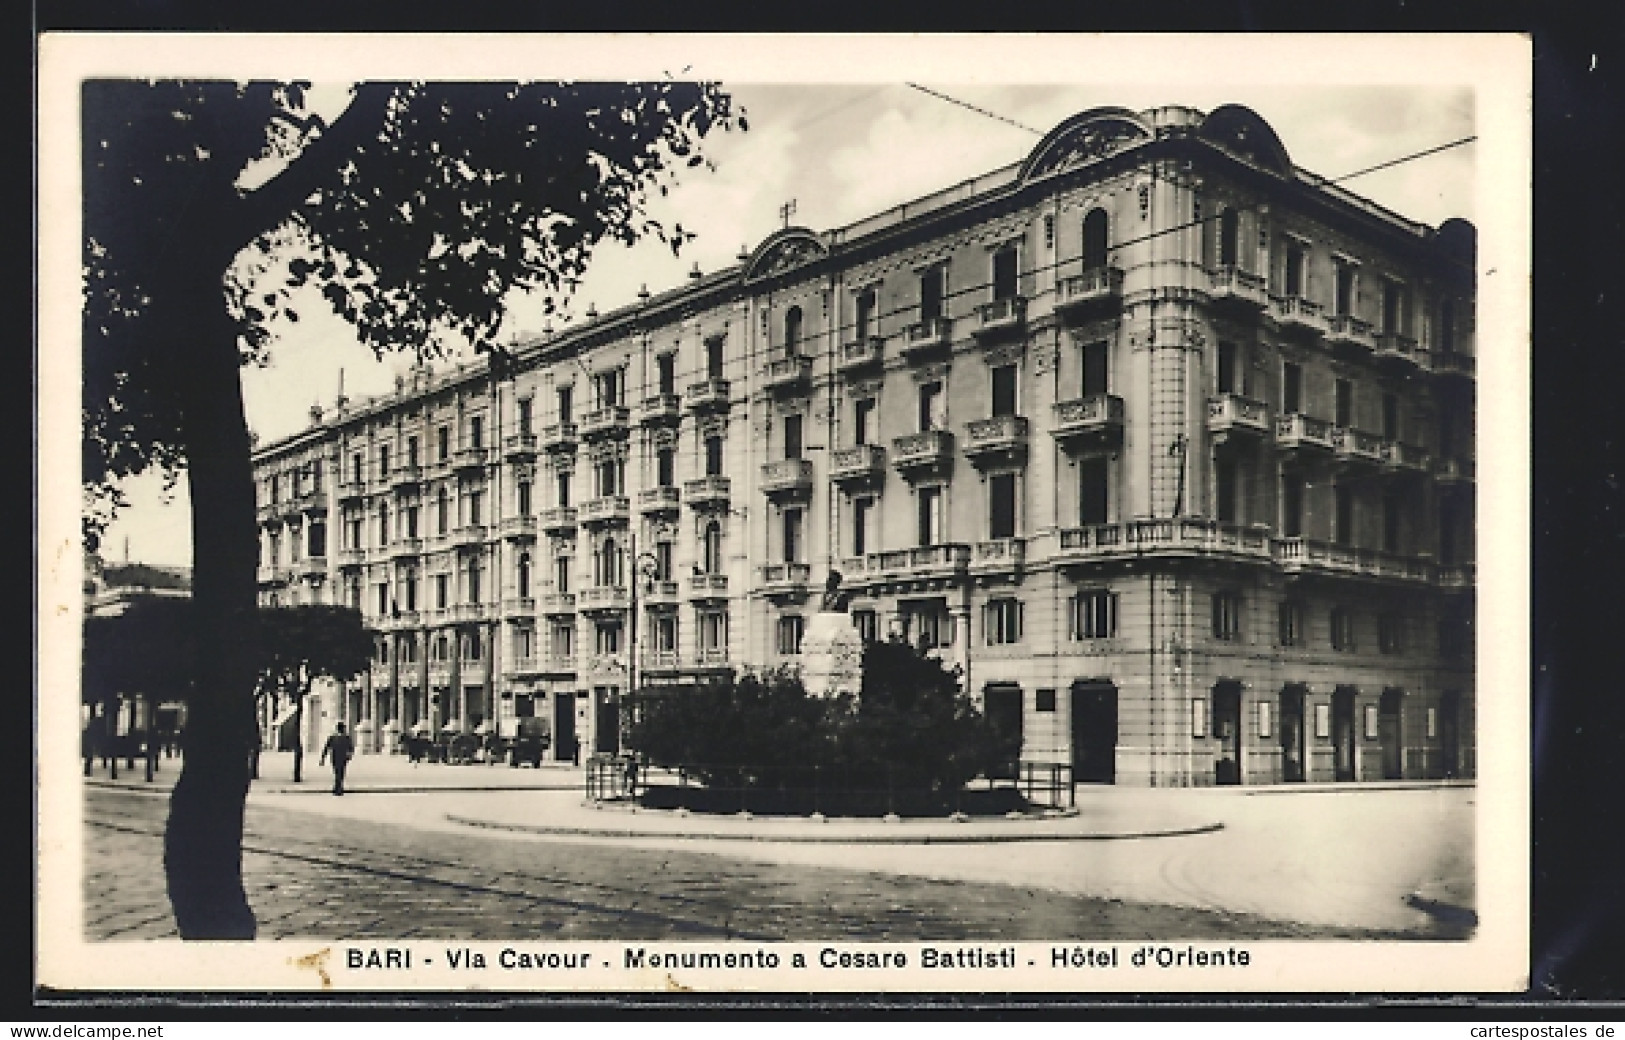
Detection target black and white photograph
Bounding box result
[37,33,1529,995]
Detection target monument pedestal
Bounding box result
[799,612,864,699]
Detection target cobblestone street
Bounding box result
[83,785,1386,942]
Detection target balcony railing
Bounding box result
[1051,394,1125,452]
[838,335,884,374]
[638,485,681,516]
[861,543,971,582]
[641,580,681,608]
[540,506,578,535]
[451,602,491,624]
[1055,266,1124,319]
[1436,563,1476,590]
[1056,519,1272,563]
[687,572,729,599]
[578,405,631,441]
[1273,537,1436,585]
[974,296,1026,339]
[257,503,282,525]
[1325,314,1376,354]
[499,516,538,541]
[452,446,490,472]
[502,596,537,616]
[294,490,327,516]
[578,495,630,527]
[336,547,366,569]
[962,414,1029,467]
[639,393,682,426]
[1275,413,1335,453]
[683,475,731,509]
[1271,295,1325,335]
[449,524,488,549]
[1373,332,1424,370]
[541,422,578,453]
[1331,427,1386,469]
[763,355,814,394]
[297,556,329,579]
[686,377,732,413]
[388,463,422,489]
[759,561,813,595]
[1433,456,1475,486]
[901,317,952,359]
[693,647,731,669]
[336,479,368,503]
[502,433,537,461]
[1206,394,1271,442]
[540,591,577,614]
[387,536,424,559]
[1431,350,1475,381]
[1382,441,1432,476]
[760,458,814,497]
[971,537,1025,574]
[639,650,682,673]
[578,586,629,613]
[1206,265,1268,309]
[891,429,954,475]
[830,444,886,486]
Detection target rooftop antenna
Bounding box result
[335,367,349,410]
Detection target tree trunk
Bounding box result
[163,287,260,940]
[291,696,304,783]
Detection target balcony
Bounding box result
[891,429,955,478]
[1054,519,1272,566]
[1373,332,1425,371]
[862,544,971,584]
[639,393,682,427]
[502,596,537,617]
[1055,266,1124,321]
[686,378,732,414]
[1331,427,1386,471]
[578,495,630,527]
[639,650,682,675]
[336,479,368,504]
[1273,537,1435,585]
[336,547,366,569]
[1206,394,1271,445]
[1433,456,1475,487]
[688,571,729,601]
[763,355,814,395]
[388,463,422,490]
[760,458,814,498]
[383,609,419,631]
[499,516,538,542]
[638,485,681,517]
[257,503,282,526]
[973,296,1026,340]
[453,446,490,473]
[1431,350,1475,383]
[540,506,578,535]
[693,647,732,672]
[962,415,1029,469]
[1275,413,1336,455]
[641,580,681,609]
[1325,314,1376,356]
[296,556,329,581]
[540,591,577,615]
[1270,295,1325,336]
[1051,394,1125,453]
[449,524,488,549]
[970,537,1025,576]
[295,490,328,517]
[387,536,424,560]
[838,335,884,375]
[1206,265,1268,311]
[901,317,952,360]
[1436,563,1476,591]
[451,602,491,624]
[1382,441,1432,478]
[683,475,731,510]
[759,561,813,597]
[579,405,631,441]
[421,607,452,628]
[541,422,578,454]
[502,433,537,461]
[578,586,629,614]
[830,444,886,487]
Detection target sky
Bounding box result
[87,44,1490,567]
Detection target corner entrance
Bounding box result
[1212,681,1243,786]
[1279,684,1307,782]
[1379,688,1405,780]
[1332,685,1357,782]
[1070,681,1117,784]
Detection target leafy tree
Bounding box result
[82,598,195,782]
[82,79,742,937]
[252,605,371,783]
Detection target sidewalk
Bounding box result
[83,748,585,795]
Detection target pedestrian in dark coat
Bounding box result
[319,722,355,796]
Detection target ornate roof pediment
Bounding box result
[743,227,829,282]
[1196,105,1294,177]
[1020,108,1154,185]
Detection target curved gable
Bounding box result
[1197,105,1293,176]
[743,227,829,282]
[1019,107,1153,185]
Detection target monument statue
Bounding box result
[819,568,849,613]
[802,568,862,700]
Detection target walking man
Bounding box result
[319,722,355,796]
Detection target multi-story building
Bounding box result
[251,103,1475,785]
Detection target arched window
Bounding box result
[1219,208,1240,267]
[1082,208,1109,271]
[517,552,531,598]
[702,521,723,574]
[436,487,450,534]
[784,306,803,357]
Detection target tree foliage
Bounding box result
[253,604,372,706]
[82,598,196,708]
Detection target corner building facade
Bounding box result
[251,104,1476,785]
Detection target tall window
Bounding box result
[1281,475,1304,537]
[653,614,678,653]
[990,364,1018,417]
[909,605,952,650]
[378,507,390,545]
[852,609,878,643]
[854,287,876,339]
[1082,208,1109,270]
[852,495,874,556]
[657,353,676,396]
[517,553,531,598]
[984,598,1022,645]
[556,384,573,424]
[437,426,450,461]
[469,415,484,449]
[467,557,482,603]
[1217,340,1239,395]
[654,540,673,581]
[402,569,417,611]
[1212,591,1242,641]
[517,480,532,516]
[595,620,622,655]
[1330,607,1356,651]
[699,609,727,651]
[1382,492,1401,553]
[350,453,363,483]
[468,490,483,526]
[1333,259,1356,317]
[435,573,448,609]
[554,555,571,593]
[776,615,805,655]
[991,245,1018,300]
[555,471,571,507]
[1334,484,1354,546]
[379,444,391,476]
[1079,457,1109,526]
[1283,241,1306,297]
[1071,590,1118,639]
[706,335,725,379]
[702,521,723,573]
[1382,280,1405,335]
[1214,458,1238,524]
[593,368,623,409]
[1379,613,1405,654]
[1381,392,1399,441]
[1282,362,1302,414]
[1335,378,1353,428]
[704,435,724,476]
[1081,339,1108,397]
[853,397,876,446]
[1218,208,1240,266]
[782,507,804,563]
[550,621,574,659]
[918,381,945,431]
[783,414,803,460]
[595,537,622,587]
[917,486,944,546]
[656,447,676,487]
[783,306,803,357]
[1439,298,1457,355]
[919,264,945,322]
[989,472,1017,540]
[517,399,532,437]
[1278,600,1305,646]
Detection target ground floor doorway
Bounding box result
[1379,688,1404,779]
[1332,685,1357,782]
[554,691,577,762]
[1212,681,1243,785]
[1279,684,1307,782]
[1070,681,1117,784]
[594,686,621,754]
[984,683,1023,780]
